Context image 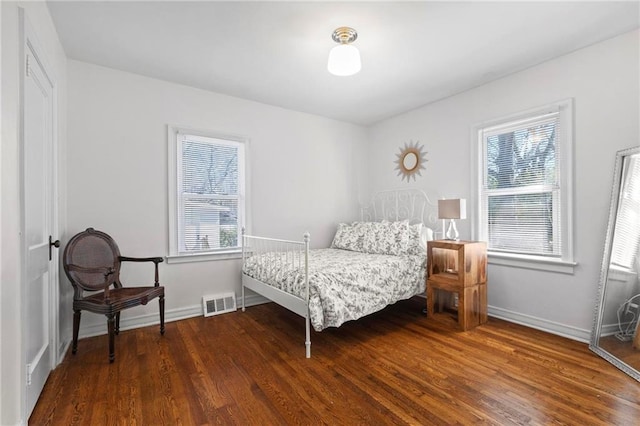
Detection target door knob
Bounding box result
[49,235,60,261]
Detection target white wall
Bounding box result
[0,3,4,423]
[66,60,368,336]
[1,2,67,424]
[366,30,640,341]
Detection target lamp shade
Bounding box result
[327,44,361,76]
[438,199,467,220]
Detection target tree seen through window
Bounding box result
[484,118,559,255]
[181,139,240,251]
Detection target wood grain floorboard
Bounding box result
[30,297,640,425]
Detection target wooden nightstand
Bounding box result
[426,240,487,330]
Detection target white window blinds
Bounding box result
[480,112,562,257]
[177,133,245,254]
[611,155,640,270]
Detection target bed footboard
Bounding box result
[241,229,311,358]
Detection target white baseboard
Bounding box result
[76,296,595,344]
[600,321,633,338]
[488,305,591,343]
[57,339,71,365]
[78,293,270,339]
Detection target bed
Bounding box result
[241,189,439,357]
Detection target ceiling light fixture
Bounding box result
[327,27,361,76]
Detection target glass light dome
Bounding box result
[327,44,361,76]
[328,27,361,76]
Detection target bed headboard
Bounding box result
[360,188,439,230]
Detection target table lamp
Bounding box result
[438,199,467,240]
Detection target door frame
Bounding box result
[19,7,60,420]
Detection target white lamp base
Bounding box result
[445,219,459,241]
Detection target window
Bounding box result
[611,154,640,271]
[168,126,248,262]
[474,100,574,273]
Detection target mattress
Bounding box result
[242,248,425,331]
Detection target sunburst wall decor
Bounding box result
[394,140,428,182]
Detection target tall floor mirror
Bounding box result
[591,145,640,381]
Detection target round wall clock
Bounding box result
[394,140,428,182]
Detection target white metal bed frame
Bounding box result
[241,188,438,358]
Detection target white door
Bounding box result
[22,14,58,418]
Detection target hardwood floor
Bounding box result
[31,297,640,425]
[600,335,640,369]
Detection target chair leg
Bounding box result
[115,312,121,335]
[107,314,116,363]
[72,309,81,354]
[159,296,165,335]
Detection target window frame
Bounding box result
[471,100,576,274]
[167,125,250,264]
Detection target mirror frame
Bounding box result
[590,145,640,381]
[394,141,428,183]
[402,151,419,172]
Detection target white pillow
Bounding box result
[332,221,411,255]
[405,223,433,255]
[362,220,410,255]
[423,226,434,244]
[331,222,365,252]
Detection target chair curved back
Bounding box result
[63,228,122,295]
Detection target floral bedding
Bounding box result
[242,248,425,331]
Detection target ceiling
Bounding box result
[47,1,639,126]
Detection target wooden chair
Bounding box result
[63,228,165,362]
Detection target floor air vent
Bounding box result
[202,292,237,317]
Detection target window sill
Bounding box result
[608,266,638,282]
[166,250,242,264]
[488,252,576,274]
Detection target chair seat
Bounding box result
[75,286,165,315]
